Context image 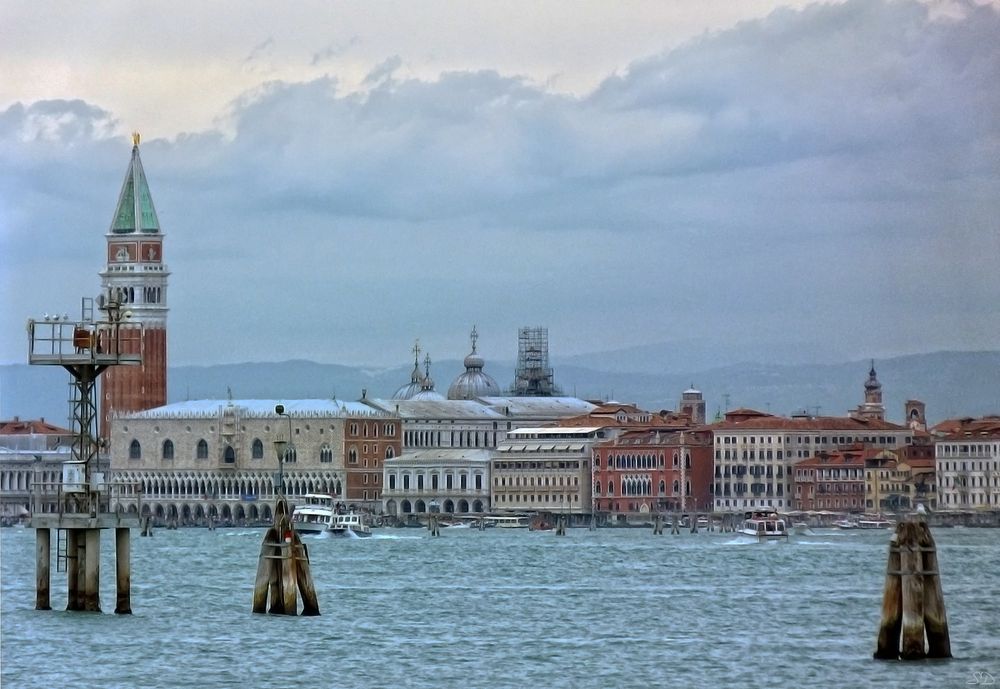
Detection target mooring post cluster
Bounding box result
[874,519,951,660]
[252,498,320,616]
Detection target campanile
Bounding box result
[99,133,169,437]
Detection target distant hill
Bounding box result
[1,350,997,428]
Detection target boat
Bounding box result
[290,494,337,534]
[529,514,554,531]
[857,515,894,530]
[483,515,530,529]
[738,510,789,542]
[327,512,372,538]
[834,518,858,530]
[791,522,812,535]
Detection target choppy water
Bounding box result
[2,525,998,689]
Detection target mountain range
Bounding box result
[2,349,997,429]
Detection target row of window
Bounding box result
[348,422,397,438]
[388,473,486,491]
[129,438,394,464]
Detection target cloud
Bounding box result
[1,0,998,367]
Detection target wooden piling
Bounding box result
[115,527,132,615]
[252,499,320,616]
[899,523,925,659]
[671,513,680,535]
[653,514,663,535]
[690,514,699,534]
[35,528,51,611]
[874,529,902,659]
[918,522,951,658]
[874,519,950,660]
[555,515,566,536]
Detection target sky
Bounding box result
[1,0,998,370]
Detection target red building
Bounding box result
[343,416,402,507]
[100,134,168,439]
[592,429,714,515]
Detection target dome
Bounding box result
[392,341,426,400]
[408,351,446,401]
[448,326,501,400]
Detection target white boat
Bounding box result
[857,515,894,530]
[483,515,530,529]
[738,510,789,542]
[328,513,372,538]
[834,518,858,530]
[290,494,337,534]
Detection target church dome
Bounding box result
[448,326,501,400]
[392,341,427,400]
[408,351,446,401]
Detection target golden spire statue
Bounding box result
[132,131,141,147]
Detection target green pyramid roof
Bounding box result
[110,134,160,234]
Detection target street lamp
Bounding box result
[273,404,293,496]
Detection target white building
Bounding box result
[935,418,1000,510]
[110,398,398,524]
[382,448,492,517]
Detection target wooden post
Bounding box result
[252,529,277,614]
[874,528,903,659]
[294,539,320,616]
[690,514,699,534]
[918,521,952,658]
[253,499,320,616]
[875,520,950,660]
[115,527,132,615]
[899,522,926,659]
[83,528,101,612]
[35,528,51,611]
[671,513,680,535]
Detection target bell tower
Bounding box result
[99,133,169,437]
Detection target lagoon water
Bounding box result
[2,525,998,689]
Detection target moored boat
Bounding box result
[290,494,337,534]
[833,518,858,529]
[738,510,789,542]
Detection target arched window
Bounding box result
[385,446,395,460]
[673,452,679,467]
[673,480,680,494]
[223,446,236,464]
[595,481,602,495]
[659,480,666,495]
[251,439,264,460]
[320,445,333,463]
[284,445,297,464]
[162,439,174,460]
[196,439,209,460]
[348,447,358,464]
[129,439,141,460]
[608,481,615,495]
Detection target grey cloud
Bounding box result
[1,0,998,367]
[363,55,403,85]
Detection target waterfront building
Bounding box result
[864,445,937,512]
[381,448,492,517]
[707,408,913,511]
[491,426,606,520]
[109,399,399,523]
[935,416,1000,510]
[369,394,595,515]
[99,134,169,438]
[592,428,714,517]
[792,447,867,512]
[0,418,74,521]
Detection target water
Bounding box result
[2,526,998,688]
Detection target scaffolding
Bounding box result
[510,326,561,397]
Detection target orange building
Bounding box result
[792,447,867,511]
